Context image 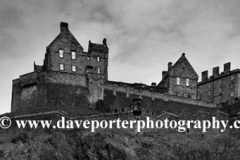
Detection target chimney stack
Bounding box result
[103,38,107,46]
[201,70,208,81]
[151,82,156,86]
[213,66,219,78]
[60,22,69,32]
[162,71,167,79]
[168,62,172,71]
[224,62,231,73]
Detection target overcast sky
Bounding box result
[1,0,240,114]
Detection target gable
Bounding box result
[48,22,83,51]
[168,53,198,80]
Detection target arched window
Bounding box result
[85,66,93,73]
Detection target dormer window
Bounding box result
[176,77,180,85]
[59,50,63,58]
[71,51,76,59]
[60,64,64,70]
[186,79,189,86]
[72,66,76,72]
[97,57,100,61]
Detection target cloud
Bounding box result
[1,0,240,114]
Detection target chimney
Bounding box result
[151,82,156,86]
[168,62,172,71]
[162,71,167,79]
[103,38,107,46]
[224,62,231,73]
[212,66,219,78]
[201,70,208,81]
[34,61,36,71]
[60,22,69,32]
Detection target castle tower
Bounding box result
[42,22,108,80]
[11,22,109,112]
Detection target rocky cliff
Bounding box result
[0,128,240,160]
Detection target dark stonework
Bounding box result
[12,22,240,119]
[198,63,240,104]
[158,53,198,99]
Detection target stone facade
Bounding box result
[43,22,108,80]
[198,62,240,104]
[12,22,108,112]
[12,22,240,119]
[158,53,198,99]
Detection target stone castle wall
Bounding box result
[12,71,90,112]
[103,81,216,117]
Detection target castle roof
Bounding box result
[47,22,84,50]
[168,53,198,79]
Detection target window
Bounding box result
[86,66,93,73]
[87,57,90,61]
[231,92,234,97]
[71,51,76,59]
[231,83,234,89]
[231,75,235,81]
[97,57,100,61]
[60,64,64,70]
[97,68,100,74]
[177,77,180,85]
[59,50,63,58]
[72,66,76,72]
[186,79,189,86]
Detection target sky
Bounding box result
[1,0,240,114]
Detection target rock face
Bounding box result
[1,129,240,160]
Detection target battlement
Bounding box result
[199,62,240,84]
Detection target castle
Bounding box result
[10,22,240,120]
